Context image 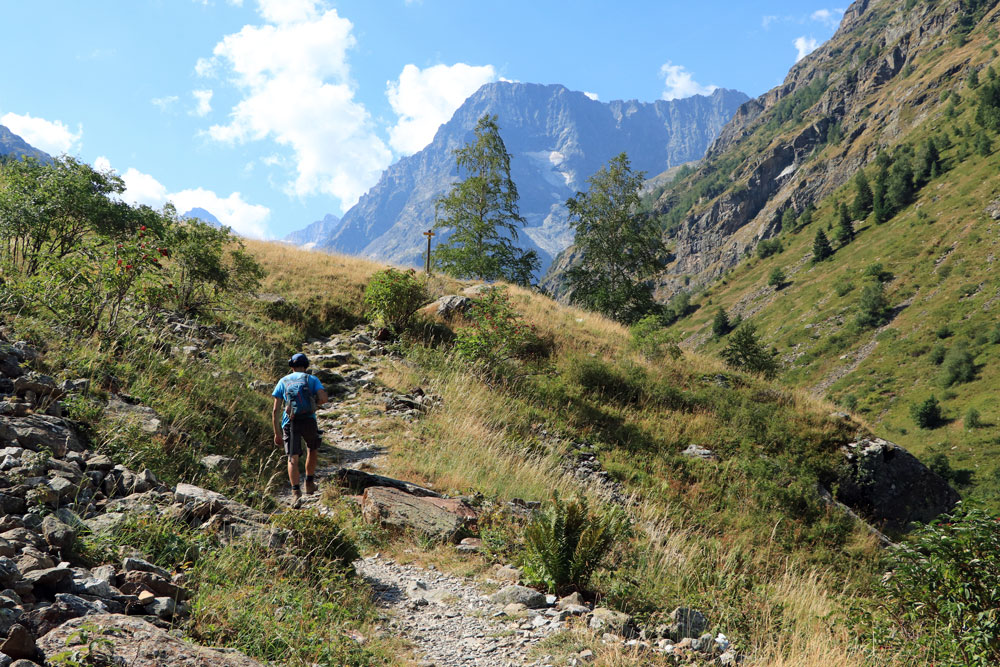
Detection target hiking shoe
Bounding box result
[291,489,303,508]
[305,479,318,495]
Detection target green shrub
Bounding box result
[929,343,947,365]
[965,407,983,429]
[363,268,427,331]
[990,323,1000,344]
[833,276,855,297]
[856,280,892,329]
[756,238,782,259]
[564,356,645,404]
[879,504,1000,666]
[768,267,786,289]
[940,341,977,387]
[522,492,631,595]
[862,262,894,283]
[936,324,954,339]
[454,286,540,381]
[911,395,943,429]
[721,322,780,379]
[273,509,360,567]
[628,314,681,360]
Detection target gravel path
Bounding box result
[277,330,563,666]
[357,555,563,667]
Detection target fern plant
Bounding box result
[522,492,630,595]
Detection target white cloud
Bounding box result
[152,95,180,112]
[93,156,113,173]
[195,57,215,78]
[762,15,778,29]
[584,91,599,101]
[97,158,271,238]
[810,8,844,29]
[386,63,496,155]
[169,188,270,237]
[794,36,820,62]
[659,62,718,101]
[0,112,82,154]
[192,89,213,117]
[202,2,392,209]
[257,0,320,25]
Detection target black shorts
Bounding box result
[282,417,321,457]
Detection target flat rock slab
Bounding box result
[333,467,441,498]
[361,486,472,542]
[38,614,266,667]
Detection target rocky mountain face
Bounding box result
[282,213,341,249]
[287,82,748,275]
[642,0,995,297]
[0,126,49,163]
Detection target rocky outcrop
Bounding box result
[360,486,475,542]
[37,614,266,666]
[836,437,960,533]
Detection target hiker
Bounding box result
[272,353,328,504]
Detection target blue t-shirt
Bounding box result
[272,372,324,427]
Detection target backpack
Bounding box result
[282,373,317,420]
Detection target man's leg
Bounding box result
[287,454,301,487]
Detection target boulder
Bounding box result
[40,516,76,551]
[432,295,472,317]
[103,398,164,435]
[360,486,470,542]
[669,606,708,640]
[38,614,267,666]
[0,416,79,456]
[680,444,717,461]
[12,373,62,401]
[589,607,635,636]
[490,585,547,609]
[0,623,36,660]
[836,438,960,533]
[199,455,242,481]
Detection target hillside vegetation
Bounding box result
[620,0,1000,510]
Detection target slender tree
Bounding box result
[812,228,834,262]
[433,114,538,285]
[835,202,855,246]
[565,152,663,324]
[851,169,873,219]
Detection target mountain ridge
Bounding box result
[286,82,748,274]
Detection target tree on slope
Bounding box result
[835,202,855,246]
[851,170,873,220]
[433,114,539,285]
[812,228,833,262]
[565,152,664,324]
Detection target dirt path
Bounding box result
[276,330,563,666]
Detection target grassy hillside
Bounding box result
[664,10,1000,510]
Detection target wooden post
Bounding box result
[423,229,436,275]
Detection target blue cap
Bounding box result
[288,353,309,368]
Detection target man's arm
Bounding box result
[272,397,283,446]
[316,388,329,407]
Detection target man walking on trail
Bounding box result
[272,353,328,506]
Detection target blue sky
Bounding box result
[0,0,843,238]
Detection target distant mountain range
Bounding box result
[284,82,748,274]
[282,213,341,249]
[0,125,50,163]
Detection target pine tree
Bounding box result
[565,152,663,324]
[812,228,833,262]
[915,138,941,185]
[768,266,786,289]
[886,157,915,213]
[851,170,873,219]
[872,165,890,224]
[712,308,731,338]
[856,280,891,328]
[721,322,780,379]
[835,202,855,246]
[975,129,993,156]
[797,204,814,230]
[433,114,539,285]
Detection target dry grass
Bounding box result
[245,240,913,666]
